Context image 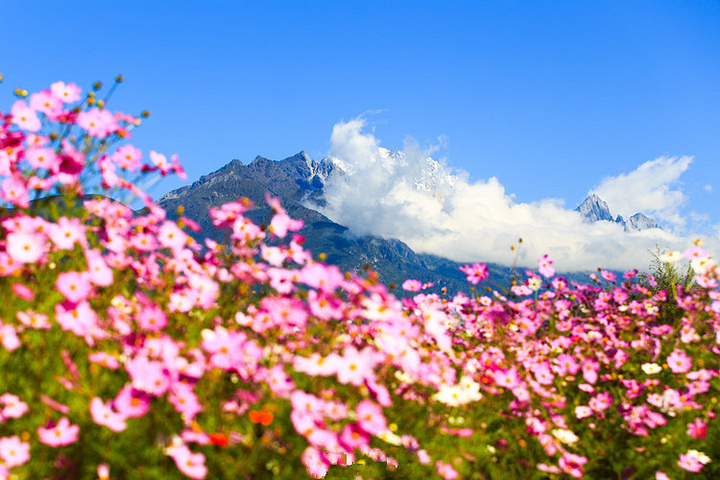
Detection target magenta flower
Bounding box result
[37,417,79,447]
[667,349,692,373]
[687,418,707,439]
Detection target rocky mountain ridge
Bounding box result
[575,193,662,232]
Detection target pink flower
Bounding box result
[12,283,34,302]
[125,356,170,396]
[10,100,41,132]
[30,90,63,117]
[337,346,378,387]
[90,397,127,432]
[300,446,329,479]
[56,271,93,303]
[581,359,599,384]
[1,177,30,209]
[55,300,98,337]
[0,393,29,419]
[494,367,521,389]
[667,349,692,373]
[402,279,423,291]
[575,406,593,419]
[26,146,59,171]
[77,108,118,138]
[538,255,555,278]
[6,230,44,264]
[111,145,142,170]
[168,444,208,479]
[436,460,459,479]
[355,400,387,436]
[0,435,30,467]
[0,323,20,352]
[459,262,489,284]
[84,249,113,286]
[136,303,167,332]
[37,417,79,447]
[677,450,709,472]
[50,81,81,103]
[533,362,555,385]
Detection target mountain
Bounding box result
[156,152,515,294]
[575,194,661,232]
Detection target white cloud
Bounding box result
[313,119,697,272]
[704,184,713,193]
[590,156,692,228]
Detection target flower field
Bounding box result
[0,79,719,479]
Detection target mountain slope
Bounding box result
[156,153,515,293]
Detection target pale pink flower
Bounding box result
[300,446,329,479]
[29,89,63,117]
[77,108,118,138]
[533,362,555,385]
[88,351,120,369]
[84,249,113,286]
[125,356,170,396]
[37,417,79,446]
[25,146,59,171]
[6,230,44,264]
[56,271,93,303]
[0,323,20,351]
[436,460,459,479]
[538,254,555,278]
[168,444,208,479]
[337,345,378,387]
[90,397,127,432]
[10,100,41,131]
[402,279,423,291]
[111,145,142,170]
[581,359,599,384]
[678,450,707,472]
[0,393,29,419]
[158,221,188,252]
[355,400,387,436]
[0,435,30,467]
[50,81,81,103]
[136,304,167,332]
[1,177,30,208]
[575,406,593,419]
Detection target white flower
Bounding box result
[688,449,711,465]
[659,251,682,263]
[552,428,579,445]
[641,363,662,374]
[527,277,542,291]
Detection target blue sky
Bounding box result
[3,1,720,268]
